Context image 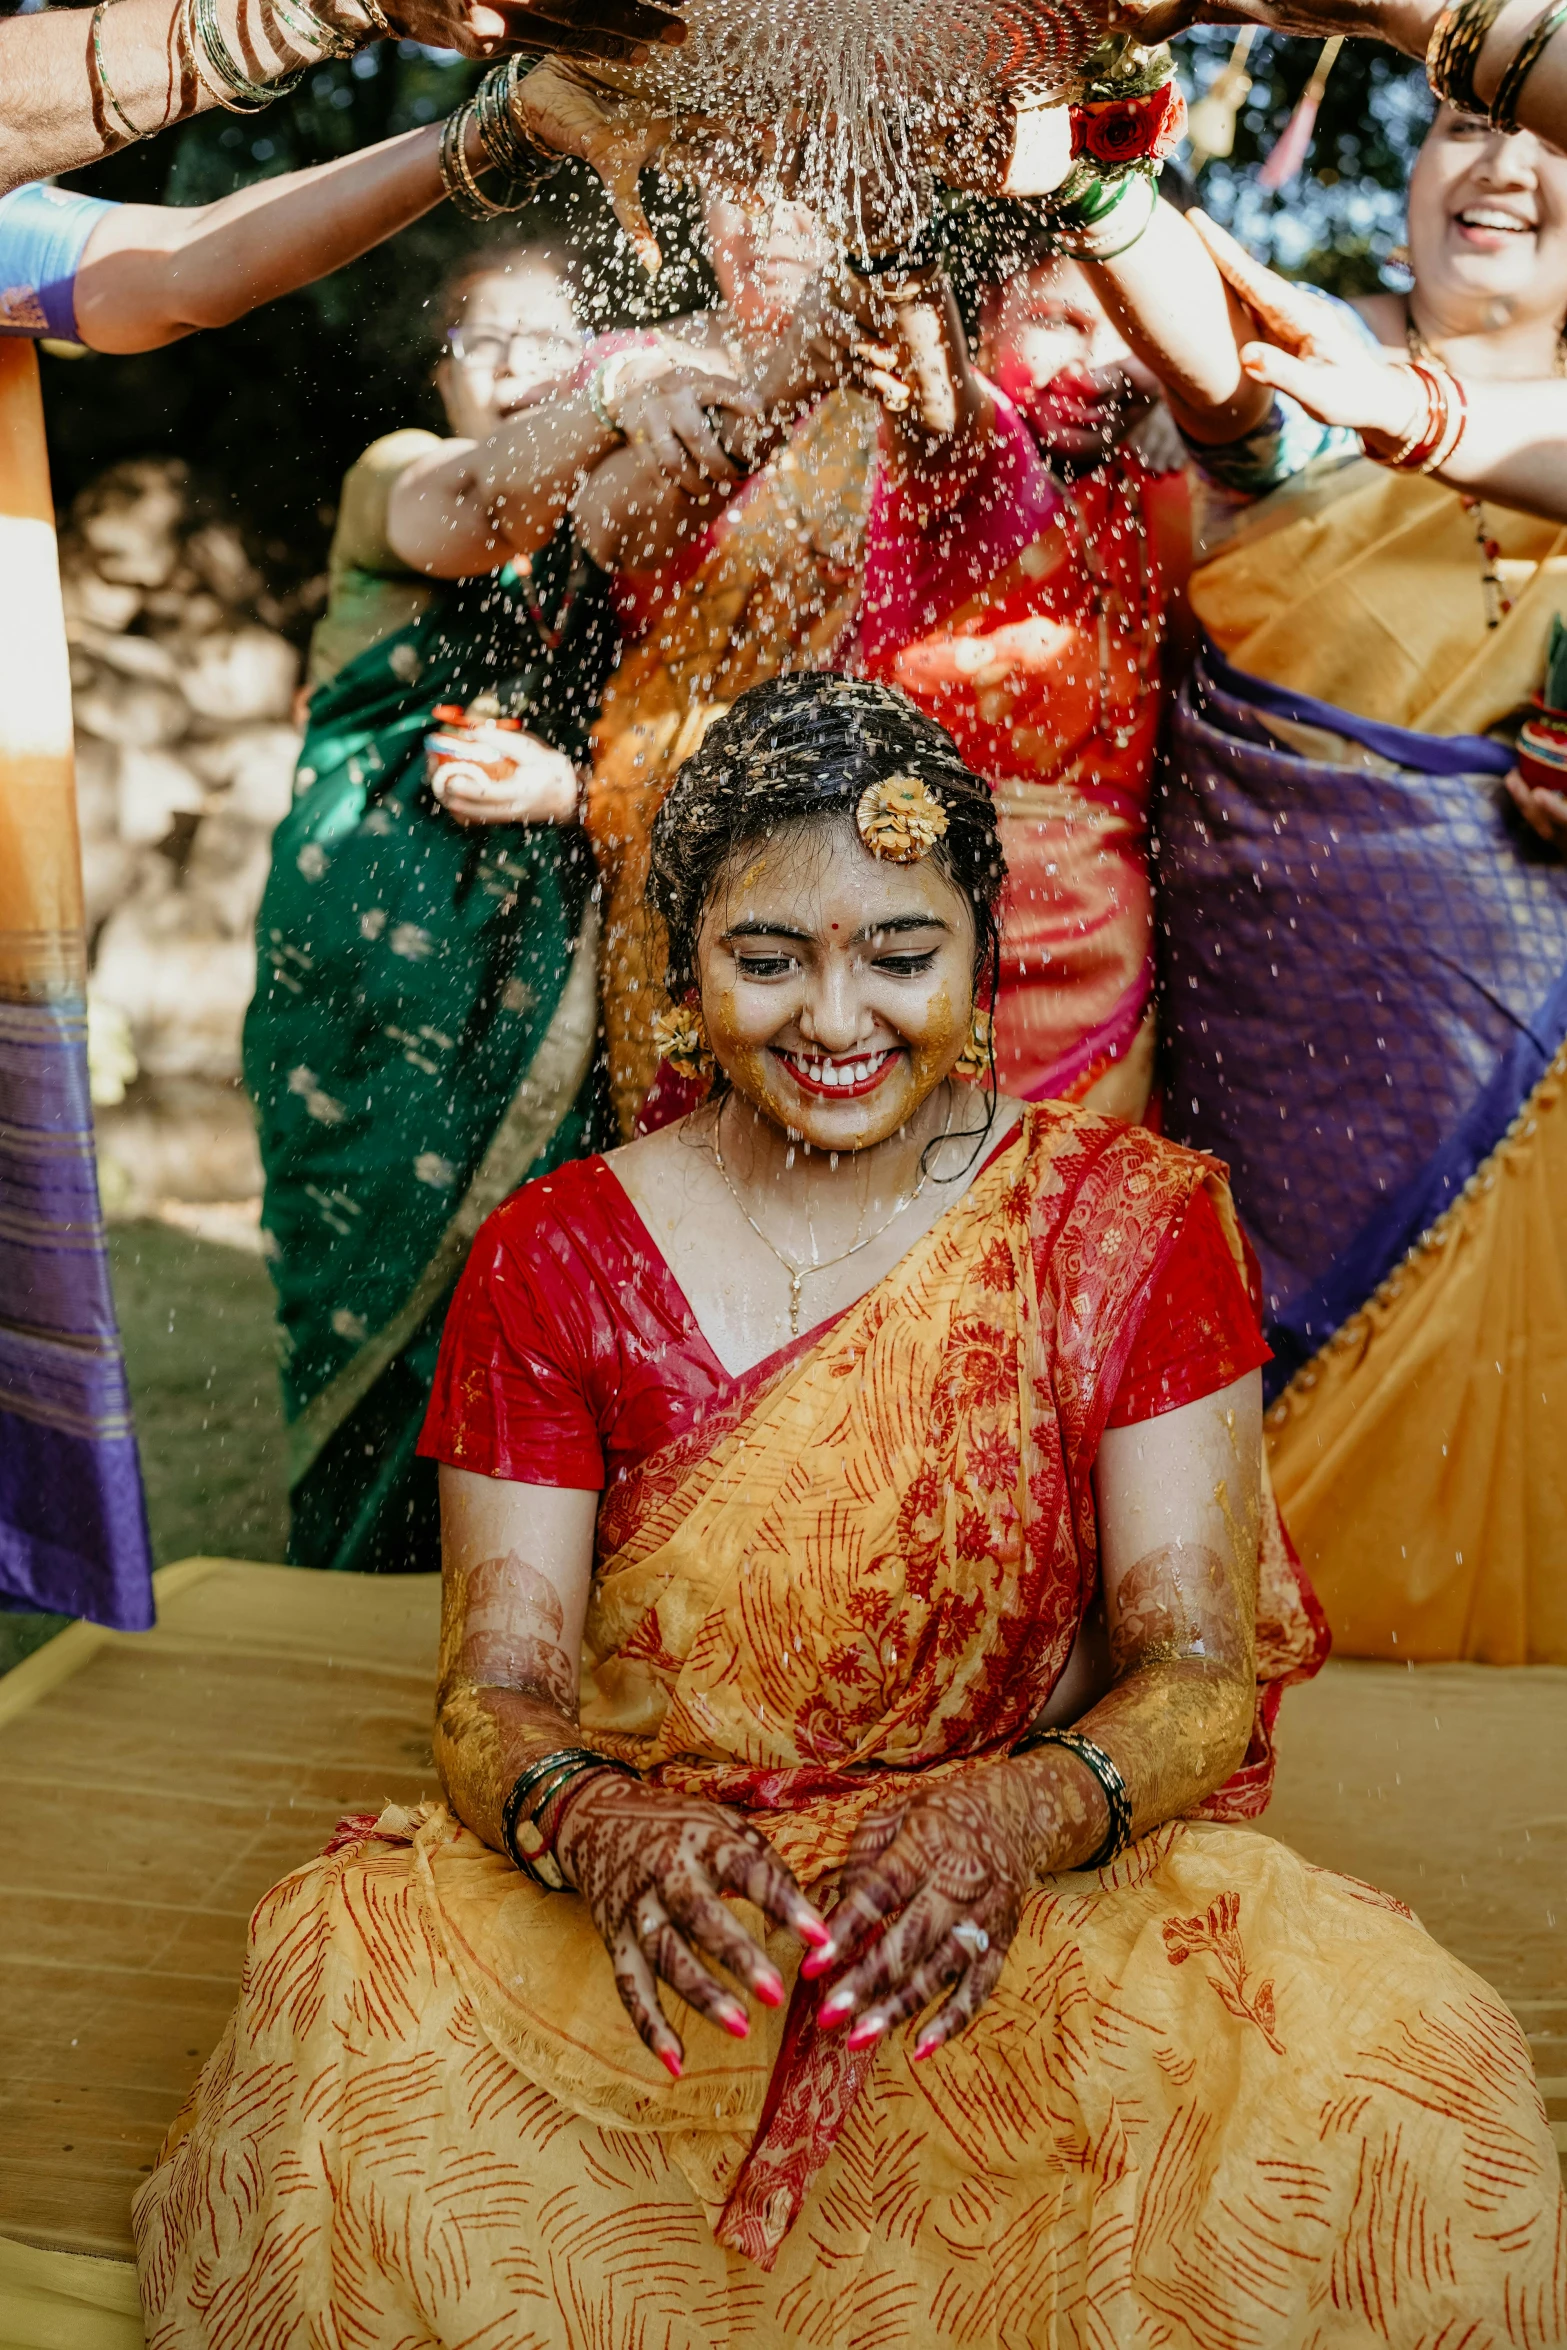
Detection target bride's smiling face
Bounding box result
[694,818,978,1151]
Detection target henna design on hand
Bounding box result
[803,1754,1105,2060]
[551,1775,829,2077]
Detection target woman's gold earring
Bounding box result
[652,1000,715,1082]
[954,1006,993,1082]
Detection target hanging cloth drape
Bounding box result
[0,340,152,1629]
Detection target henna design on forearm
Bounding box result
[1077,1535,1258,1844]
[807,1509,1263,2062]
[432,1551,826,2071]
[434,1549,584,1854]
[457,1549,579,1715]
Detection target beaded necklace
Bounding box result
[1405,310,1565,630]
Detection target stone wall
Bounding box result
[65,459,311,1218]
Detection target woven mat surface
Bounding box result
[0,1564,1561,2261]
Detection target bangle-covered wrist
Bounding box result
[1012,1727,1133,1871]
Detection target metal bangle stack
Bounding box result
[1488,0,1567,128]
[440,58,564,221]
[188,0,306,109]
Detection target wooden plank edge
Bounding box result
[0,1559,240,1733]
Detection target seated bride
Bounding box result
[135,674,1564,2345]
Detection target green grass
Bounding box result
[0,1224,287,1676]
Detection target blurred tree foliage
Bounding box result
[1175,26,1433,292]
[29,6,1435,605]
[40,23,713,628]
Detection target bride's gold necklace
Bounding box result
[711,1090,952,1338]
[1405,309,1565,631]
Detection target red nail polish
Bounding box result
[800,1947,833,1979]
[799,1918,831,1949]
[817,1992,851,2028]
[913,2035,938,2062]
[756,1975,784,2009]
[659,2048,683,2080]
[722,2009,750,2040]
[845,2018,884,2052]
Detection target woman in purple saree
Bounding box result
[1072,105,1567,1661]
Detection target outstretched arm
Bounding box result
[1076,195,1274,446]
[436,1465,826,2076]
[842,262,997,519]
[1117,0,1567,154]
[1186,207,1567,522]
[71,122,464,353]
[388,356,760,578]
[0,0,684,193]
[804,1367,1262,2057]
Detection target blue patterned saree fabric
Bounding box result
[1159,643,1567,1397]
[0,183,114,340]
[0,998,153,1627]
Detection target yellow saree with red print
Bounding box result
[134,1109,1565,2347]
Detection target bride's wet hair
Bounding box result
[647,673,1006,1003]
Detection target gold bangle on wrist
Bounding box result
[91,0,154,142]
[1426,0,1508,111]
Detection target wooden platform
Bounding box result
[0,1560,441,2262]
[1,1560,1563,2278]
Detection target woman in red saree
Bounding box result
[135,675,1565,2346]
[848,224,1192,1121]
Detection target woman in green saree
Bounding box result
[246,242,755,1574]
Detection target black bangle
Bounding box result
[501,1747,637,1889]
[844,234,941,280]
[1490,0,1567,125]
[1014,1728,1133,1871]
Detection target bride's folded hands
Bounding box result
[805,1367,1261,2058]
[548,1776,828,2077]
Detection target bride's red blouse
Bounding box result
[420,1141,1269,1495]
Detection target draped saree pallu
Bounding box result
[1162,460,1567,1663]
[243,523,615,1574]
[0,339,152,1629]
[855,395,1190,1121]
[134,1109,1567,2349]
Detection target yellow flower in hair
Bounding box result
[856,773,950,863]
[650,1001,713,1082]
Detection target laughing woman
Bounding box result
[1073,110,1567,1663]
[137,674,1564,2346]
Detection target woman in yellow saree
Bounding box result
[134,676,1565,2346]
[1072,115,1567,1662]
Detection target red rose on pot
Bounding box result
[1071,81,1187,167]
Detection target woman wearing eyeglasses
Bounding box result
[244,231,787,1582]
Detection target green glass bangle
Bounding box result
[190,0,303,111]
